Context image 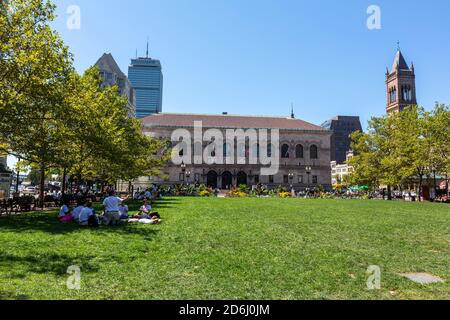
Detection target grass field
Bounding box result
[0,197,449,300]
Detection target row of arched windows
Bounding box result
[281,144,318,159]
[178,142,319,159]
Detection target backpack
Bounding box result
[88,215,99,228]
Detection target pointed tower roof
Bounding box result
[391,49,410,73]
[95,53,127,78]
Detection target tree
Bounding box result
[390,106,431,201]
[0,0,73,206]
[59,67,170,194]
[349,116,404,199]
[350,104,449,201]
[426,103,450,194]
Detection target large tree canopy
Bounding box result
[349,104,450,200]
[1,0,170,206]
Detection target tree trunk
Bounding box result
[128,180,132,195]
[39,165,45,209]
[387,185,392,201]
[446,174,449,197]
[76,173,82,192]
[61,167,67,198]
[15,166,20,193]
[418,175,423,202]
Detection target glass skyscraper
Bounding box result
[128,56,163,118]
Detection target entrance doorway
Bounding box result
[222,171,232,189]
[237,171,248,186]
[207,171,218,189]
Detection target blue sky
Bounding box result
[51,0,450,127]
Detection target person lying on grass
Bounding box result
[128,215,161,225]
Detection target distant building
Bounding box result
[128,49,163,118]
[140,113,332,190]
[331,151,354,186]
[95,53,136,117]
[321,116,362,164]
[386,48,417,113]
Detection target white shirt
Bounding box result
[103,196,122,212]
[59,205,69,217]
[72,206,84,220]
[79,208,94,223]
[119,205,129,216]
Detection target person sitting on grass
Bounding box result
[72,200,85,222]
[130,199,161,220]
[139,199,152,215]
[119,202,129,220]
[59,200,73,223]
[78,201,98,227]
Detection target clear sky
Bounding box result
[50,0,450,128]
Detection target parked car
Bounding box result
[22,186,37,195]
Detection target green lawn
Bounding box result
[0,197,449,300]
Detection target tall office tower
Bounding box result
[128,44,163,118]
[386,48,417,113]
[95,53,136,117]
[321,116,363,164]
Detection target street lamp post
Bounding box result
[305,166,312,195]
[181,162,186,184]
[186,170,191,184]
[288,172,294,189]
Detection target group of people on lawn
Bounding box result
[58,190,161,227]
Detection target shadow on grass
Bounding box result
[0,252,100,276]
[0,291,30,300]
[0,212,160,240]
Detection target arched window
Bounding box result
[237,143,246,158]
[295,144,304,159]
[194,142,202,157]
[310,145,318,159]
[281,144,290,159]
[251,144,260,159]
[223,143,232,157]
[267,144,273,157]
[178,141,187,157]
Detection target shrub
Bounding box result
[278,191,291,198]
[197,184,213,197]
[228,187,249,198]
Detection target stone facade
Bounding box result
[139,113,332,190]
[95,53,136,117]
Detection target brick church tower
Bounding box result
[386,48,417,113]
